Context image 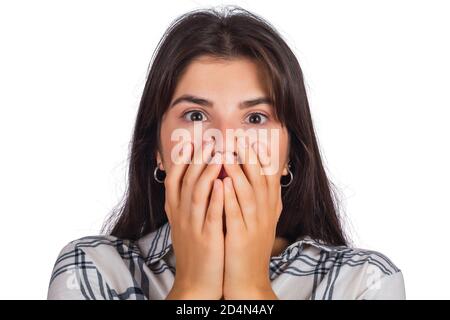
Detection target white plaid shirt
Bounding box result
[47,221,405,299]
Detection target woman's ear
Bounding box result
[282,163,288,176]
[156,151,165,170]
[281,159,292,176]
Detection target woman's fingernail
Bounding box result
[205,139,215,147]
[209,152,222,164]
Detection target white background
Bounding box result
[1,0,449,299]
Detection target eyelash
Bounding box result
[181,109,270,125]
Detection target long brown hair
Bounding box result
[102,6,349,246]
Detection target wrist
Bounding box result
[224,284,278,300]
[166,283,222,300]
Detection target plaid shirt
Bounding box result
[47,221,405,299]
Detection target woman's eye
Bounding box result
[245,112,268,125]
[182,110,208,122]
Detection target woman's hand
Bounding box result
[164,140,225,300]
[222,137,282,300]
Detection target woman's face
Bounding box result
[157,55,290,178]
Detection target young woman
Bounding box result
[47,6,405,300]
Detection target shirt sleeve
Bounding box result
[47,241,111,300]
[356,270,406,300]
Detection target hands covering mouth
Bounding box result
[210,150,240,180]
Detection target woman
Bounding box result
[47,6,405,300]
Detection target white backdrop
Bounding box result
[1,0,449,299]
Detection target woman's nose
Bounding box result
[209,123,243,159]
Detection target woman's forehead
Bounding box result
[172,55,271,102]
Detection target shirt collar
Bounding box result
[137,221,348,265]
[137,221,173,265]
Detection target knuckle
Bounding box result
[163,175,173,188]
[191,190,204,206]
[164,173,176,187]
[182,174,195,188]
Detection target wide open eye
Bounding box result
[182,110,208,122]
[245,112,269,125]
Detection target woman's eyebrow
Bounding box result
[170,94,273,109]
